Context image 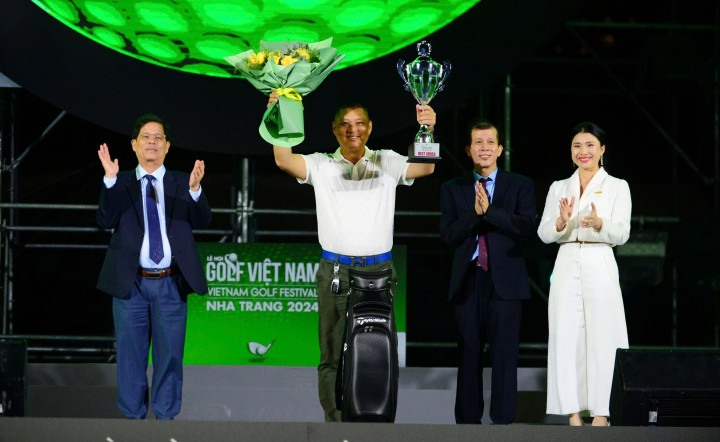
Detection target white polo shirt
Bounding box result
[299,146,413,256]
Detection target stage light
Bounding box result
[30,0,481,78]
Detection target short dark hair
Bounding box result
[468,119,503,145]
[132,113,170,141]
[333,101,370,122]
[570,121,606,146]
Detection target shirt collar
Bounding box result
[473,167,498,182]
[332,146,375,162]
[136,164,166,181]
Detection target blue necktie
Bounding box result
[144,175,164,265]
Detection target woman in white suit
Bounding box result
[537,122,631,426]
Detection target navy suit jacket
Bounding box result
[96,169,212,299]
[440,169,536,301]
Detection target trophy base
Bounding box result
[407,142,441,163]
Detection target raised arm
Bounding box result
[580,180,631,246]
[273,145,307,180]
[406,159,435,179]
[187,159,211,228]
[96,143,121,229]
[267,91,307,179]
[537,182,575,244]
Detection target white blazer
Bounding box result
[538,168,631,246]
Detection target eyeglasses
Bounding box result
[139,133,166,142]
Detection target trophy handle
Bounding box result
[437,61,452,93]
[397,59,411,92]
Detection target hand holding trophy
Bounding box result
[397,41,451,163]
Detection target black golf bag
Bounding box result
[336,268,399,422]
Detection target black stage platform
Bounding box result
[1,418,719,441]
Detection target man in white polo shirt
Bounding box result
[266,92,436,421]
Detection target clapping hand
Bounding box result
[475,180,489,216]
[556,196,575,231]
[581,202,602,231]
[189,160,205,191]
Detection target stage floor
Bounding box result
[1,365,718,440]
[1,418,719,441]
[25,364,555,423]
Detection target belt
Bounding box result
[138,265,177,279]
[321,250,392,266]
[566,240,603,244]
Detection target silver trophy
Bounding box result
[397,40,451,163]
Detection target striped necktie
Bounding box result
[144,175,164,265]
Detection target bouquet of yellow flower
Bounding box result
[246,43,318,69]
[225,38,345,147]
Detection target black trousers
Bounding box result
[453,263,522,424]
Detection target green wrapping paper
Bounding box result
[225,38,345,147]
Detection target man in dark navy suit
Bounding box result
[440,119,535,424]
[96,114,211,420]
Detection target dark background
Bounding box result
[1,0,719,365]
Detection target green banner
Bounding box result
[184,243,407,366]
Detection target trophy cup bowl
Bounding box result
[397,40,451,163]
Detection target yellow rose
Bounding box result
[280,55,299,67]
[294,48,309,59]
[248,54,258,65]
[256,51,267,64]
[272,54,281,64]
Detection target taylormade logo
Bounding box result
[356,317,387,325]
